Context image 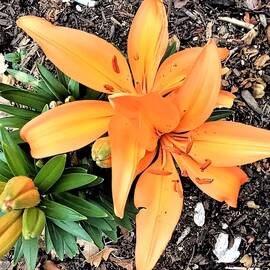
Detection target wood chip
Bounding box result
[218,16,254,30]
[241,28,258,45]
[254,54,270,69]
[43,260,61,270]
[246,200,260,209]
[240,254,253,268]
[241,90,262,114]
[174,0,188,8]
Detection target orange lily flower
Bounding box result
[16,1,270,270]
[17,0,229,218]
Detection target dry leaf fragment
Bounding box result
[110,257,134,270]
[252,79,266,99]
[241,28,258,45]
[174,0,188,8]
[254,54,270,69]
[43,260,61,270]
[267,25,270,44]
[85,246,117,267]
[240,254,253,267]
[246,200,260,209]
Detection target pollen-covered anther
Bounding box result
[200,159,212,172]
[112,55,120,74]
[185,136,193,154]
[195,177,214,185]
[104,84,115,92]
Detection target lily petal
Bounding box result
[109,92,180,150]
[109,114,145,218]
[173,153,247,207]
[17,16,135,94]
[216,90,236,108]
[185,121,270,167]
[135,150,183,270]
[171,40,222,132]
[20,101,113,158]
[153,47,229,95]
[128,0,168,93]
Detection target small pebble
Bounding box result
[76,5,82,12]
[222,223,228,230]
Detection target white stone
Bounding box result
[193,202,205,227]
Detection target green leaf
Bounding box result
[22,237,38,270]
[0,159,13,180]
[40,199,87,221]
[4,52,21,63]
[34,154,66,193]
[87,218,113,232]
[68,79,80,99]
[7,69,39,86]
[50,219,93,242]
[58,228,78,258]
[13,236,24,265]
[46,220,64,260]
[57,68,70,88]
[85,176,104,188]
[0,104,39,119]
[33,81,56,100]
[0,117,28,128]
[81,222,104,249]
[51,173,98,193]
[208,109,234,121]
[64,167,88,174]
[45,223,54,253]
[1,128,35,176]
[0,89,50,111]
[54,193,108,218]
[37,65,69,100]
[161,41,177,63]
[103,229,118,242]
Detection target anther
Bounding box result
[112,55,120,74]
[195,177,214,184]
[104,84,114,92]
[200,159,212,172]
[186,136,193,154]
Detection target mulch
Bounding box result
[0,0,270,269]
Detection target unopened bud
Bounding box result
[0,176,40,212]
[91,137,112,168]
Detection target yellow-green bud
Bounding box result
[91,137,112,168]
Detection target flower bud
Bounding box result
[0,176,40,212]
[22,207,46,240]
[91,137,112,168]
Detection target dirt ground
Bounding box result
[1,0,270,269]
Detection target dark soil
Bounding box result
[1,0,270,269]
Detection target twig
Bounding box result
[218,16,254,30]
[167,0,173,18]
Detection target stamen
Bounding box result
[172,180,183,198]
[195,177,214,185]
[186,136,193,154]
[112,55,120,74]
[148,168,172,176]
[104,84,115,92]
[200,159,212,172]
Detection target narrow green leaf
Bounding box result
[13,236,24,265]
[50,219,93,242]
[81,222,104,249]
[33,81,56,99]
[51,173,98,193]
[46,220,64,260]
[161,41,177,63]
[0,117,28,128]
[58,228,78,258]
[208,109,234,121]
[0,104,38,119]
[103,229,118,242]
[54,193,108,218]
[87,218,113,232]
[0,159,13,180]
[4,52,21,63]
[34,154,66,193]
[0,90,50,111]
[40,199,87,221]
[38,64,69,100]
[56,68,70,88]
[1,128,35,176]
[7,69,39,86]
[68,79,80,99]
[22,237,38,270]
[64,167,88,174]
[45,223,54,253]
